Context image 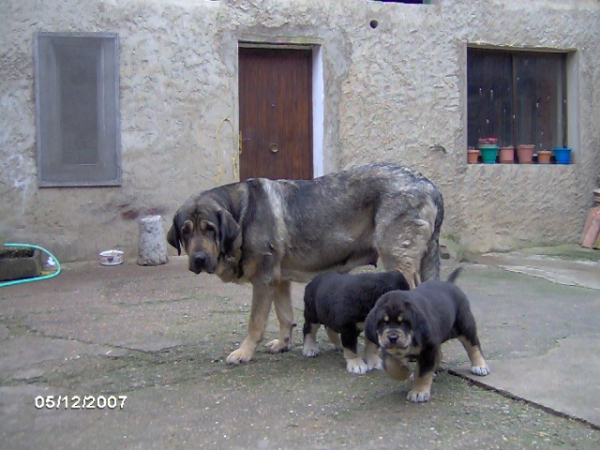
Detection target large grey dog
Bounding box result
[167,163,444,364]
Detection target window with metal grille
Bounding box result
[467,48,568,158]
[35,32,121,187]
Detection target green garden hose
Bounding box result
[0,243,61,288]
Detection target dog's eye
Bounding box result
[181,221,193,237]
[383,315,389,324]
[205,223,216,235]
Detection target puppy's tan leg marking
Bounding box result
[407,367,434,403]
[344,348,368,375]
[302,323,320,357]
[458,336,489,376]
[266,280,294,353]
[384,355,411,381]
[227,283,273,364]
[364,339,383,371]
[325,327,343,350]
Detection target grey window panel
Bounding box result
[35,32,121,187]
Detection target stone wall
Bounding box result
[1,0,599,261]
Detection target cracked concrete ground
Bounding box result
[1,251,600,449]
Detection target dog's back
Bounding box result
[303,270,410,330]
[405,267,475,343]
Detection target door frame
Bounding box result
[237,42,324,178]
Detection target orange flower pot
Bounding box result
[537,150,552,164]
[467,149,480,164]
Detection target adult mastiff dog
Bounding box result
[167,163,444,364]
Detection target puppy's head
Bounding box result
[365,291,427,358]
[167,196,240,275]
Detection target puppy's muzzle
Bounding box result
[379,328,410,351]
[189,252,216,275]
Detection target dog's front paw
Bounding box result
[346,357,369,375]
[407,389,431,403]
[265,339,291,353]
[226,347,254,365]
[471,365,490,376]
[365,353,383,371]
[302,342,320,357]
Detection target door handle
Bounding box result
[270,143,279,153]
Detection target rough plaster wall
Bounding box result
[0,0,599,262]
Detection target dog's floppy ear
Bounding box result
[167,215,182,256]
[364,303,380,345]
[405,302,432,349]
[217,209,240,257]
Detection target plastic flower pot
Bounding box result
[553,147,572,164]
[479,146,498,164]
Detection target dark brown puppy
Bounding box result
[365,268,489,403]
[302,270,410,374]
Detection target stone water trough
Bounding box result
[0,247,43,282]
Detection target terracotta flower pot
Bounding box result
[517,144,535,164]
[467,149,480,164]
[498,146,514,164]
[537,150,552,164]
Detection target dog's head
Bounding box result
[365,291,430,358]
[167,195,241,275]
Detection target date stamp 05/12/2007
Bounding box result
[34,395,127,410]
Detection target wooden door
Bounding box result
[238,47,313,181]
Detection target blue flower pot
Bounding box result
[553,147,572,164]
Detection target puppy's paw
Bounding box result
[365,353,383,371]
[226,348,253,365]
[407,389,431,403]
[302,343,319,357]
[265,339,291,353]
[471,365,490,376]
[346,357,369,375]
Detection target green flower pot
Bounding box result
[479,146,498,164]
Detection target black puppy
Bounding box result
[365,267,489,402]
[302,271,410,374]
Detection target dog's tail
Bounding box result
[446,267,463,284]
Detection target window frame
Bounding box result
[467,46,569,155]
[34,31,121,187]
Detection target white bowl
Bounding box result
[99,250,124,266]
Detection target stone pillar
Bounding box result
[137,215,168,266]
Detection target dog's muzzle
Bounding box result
[189,252,216,275]
[379,328,410,351]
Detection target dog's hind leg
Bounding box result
[227,282,274,364]
[266,280,295,354]
[376,197,439,287]
[325,327,343,350]
[458,335,489,376]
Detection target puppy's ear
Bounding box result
[167,216,181,256]
[217,210,240,257]
[364,305,379,346]
[406,303,433,349]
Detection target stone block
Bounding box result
[137,216,168,266]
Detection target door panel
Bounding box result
[239,47,313,181]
